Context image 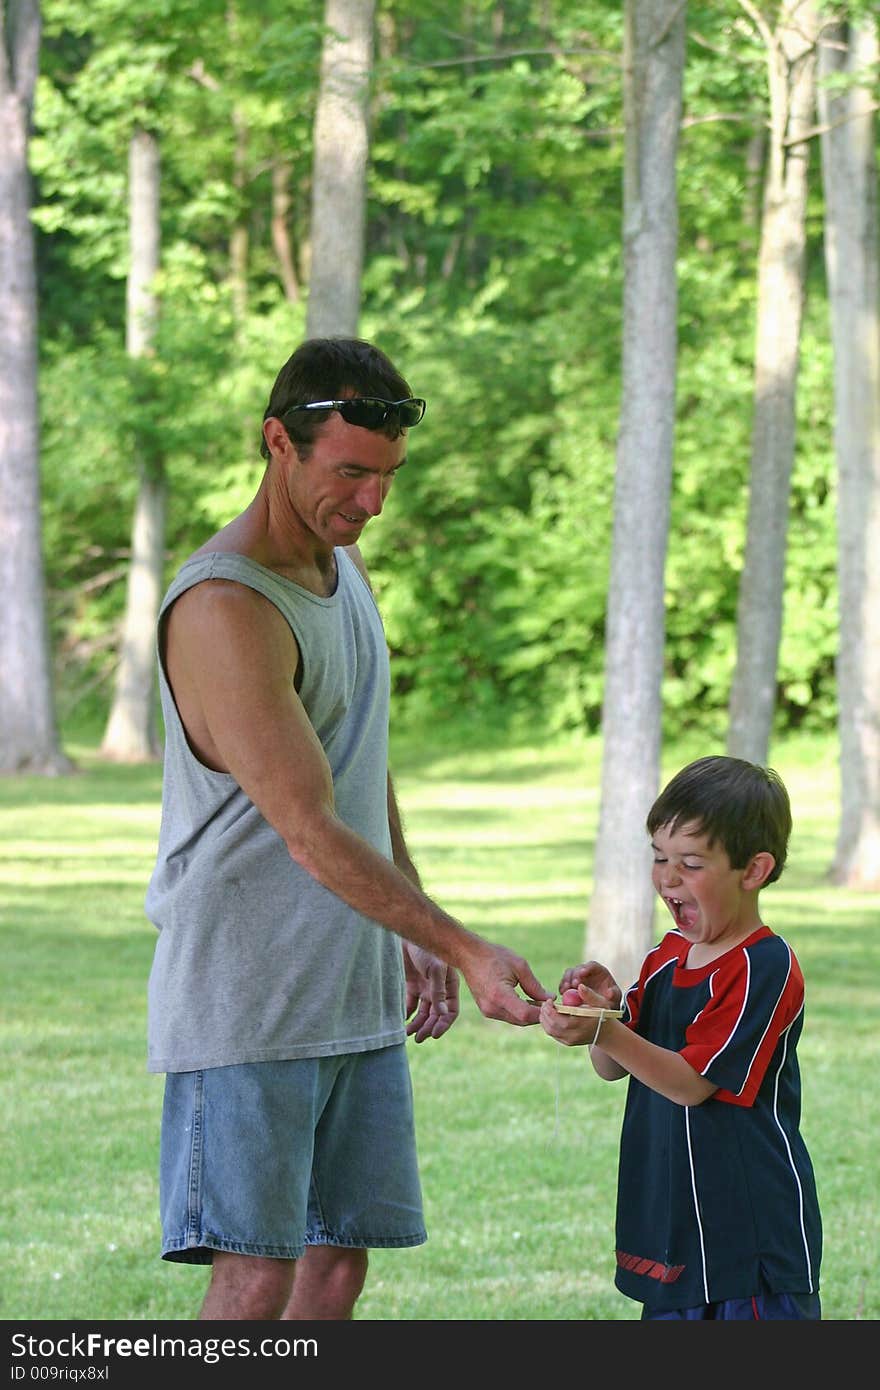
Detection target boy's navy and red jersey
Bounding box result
[614,925,822,1313]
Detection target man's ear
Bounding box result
[743,851,776,891]
[262,416,292,459]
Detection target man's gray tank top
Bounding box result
[144,549,406,1072]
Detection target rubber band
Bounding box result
[590,1010,606,1047]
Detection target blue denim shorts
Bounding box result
[159,1044,426,1264]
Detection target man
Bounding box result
[145,336,551,1320]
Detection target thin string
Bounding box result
[549,1011,607,1144]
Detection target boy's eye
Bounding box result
[652,856,667,865]
[682,862,702,871]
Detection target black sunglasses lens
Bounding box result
[340,400,387,429]
[339,399,425,429]
[289,398,425,430]
[396,399,425,427]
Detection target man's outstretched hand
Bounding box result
[461,939,553,1025]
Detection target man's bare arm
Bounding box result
[165,580,550,1025]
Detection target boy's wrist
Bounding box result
[589,1011,611,1047]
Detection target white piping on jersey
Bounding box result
[621,953,668,1022]
[633,951,677,1001]
[684,1106,711,1302]
[771,1003,816,1291]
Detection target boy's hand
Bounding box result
[539,978,620,1045]
[559,960,622,1009]
[540,985,609,1045]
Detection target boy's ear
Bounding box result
[743,851,776,890]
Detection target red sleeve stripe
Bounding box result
[693,941,799,1106]
[731,946,797,1101]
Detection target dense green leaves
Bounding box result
[33,0,848,736]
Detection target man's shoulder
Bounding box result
[169,557,271,608]
[176,572,275,612]
[165,560,296,650]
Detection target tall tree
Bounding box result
[727,0,822,764]
[0,0,69,774]
[306,0,375,336]
[818,14,880,888]
[100,126,165,761]
[271,157,301,305]
[584,0,686,989]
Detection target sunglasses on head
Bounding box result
[281,397,426,431]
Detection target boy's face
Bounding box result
[650,821,766,949]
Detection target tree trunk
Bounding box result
[818,17,880,889]
[727,1,821,764]
[229,104,249,330]
[0,0,70,775]
[100,126,165,762]
[584,0,686,990]
[271,158,301,304]
[229,101,252,460]
[306,0,375,337]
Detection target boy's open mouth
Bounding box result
[665,896,697,930]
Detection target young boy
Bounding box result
[541,756,822,1320]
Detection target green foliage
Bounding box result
[32,0,849,737]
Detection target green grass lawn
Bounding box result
[1,728,877,1321]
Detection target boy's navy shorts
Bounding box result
[642,1291,821,1320]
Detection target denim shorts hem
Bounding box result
[161,1232,305,1264]
[305,1230,427,1250]
[161,1229,427,1265]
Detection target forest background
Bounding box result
[19,0,874,755]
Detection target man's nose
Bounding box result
[356,475,386,516]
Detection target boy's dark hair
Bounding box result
[260,337,414,459]
[646,756,792,884]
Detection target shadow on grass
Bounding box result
[0,758,163,810]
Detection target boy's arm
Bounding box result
[591,1019,717,1106]
[540,993,717,1106]
[588,1046,629,1083]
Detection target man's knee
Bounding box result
[202,1252,296,1320]
[319,1246,369,1303]
[284,1246,369,1319]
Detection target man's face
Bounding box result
[286,412,408,547]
